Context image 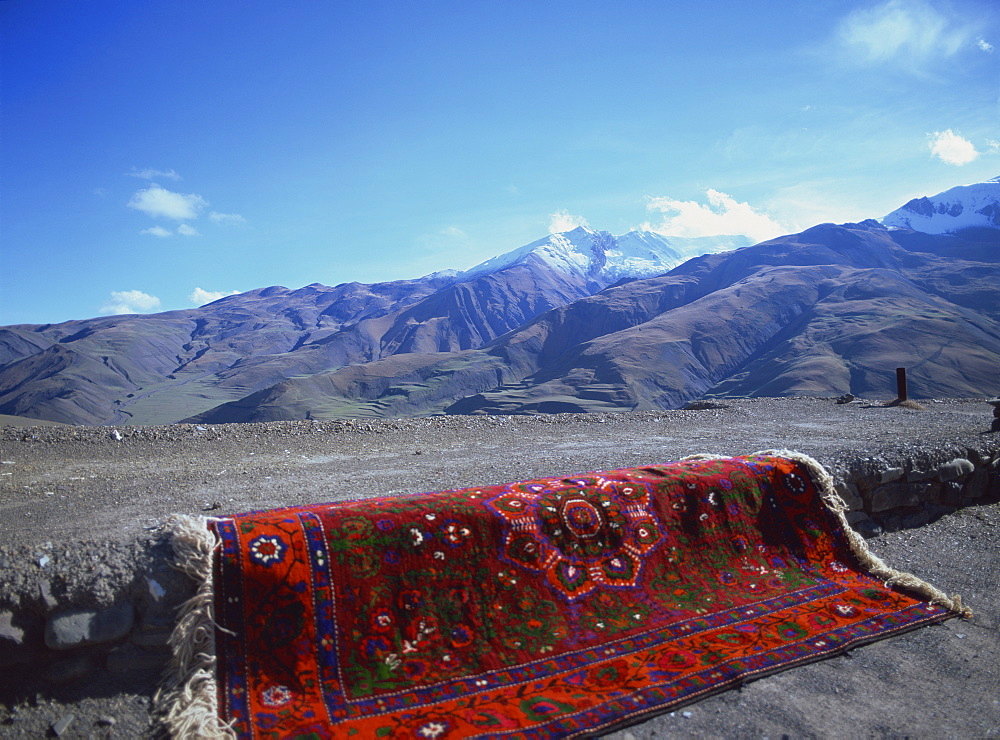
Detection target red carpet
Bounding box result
[161,452,966,738]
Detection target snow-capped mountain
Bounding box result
[881,178,1000,234]
[454,227,752,284]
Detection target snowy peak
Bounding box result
[881,179,1000,235]
[457,227,751,284]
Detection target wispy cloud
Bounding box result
[189,287,240,306]
[177,224,200,237]
[127,184,207,221]
[643,190,787,243]
[834,0,973,70]
[128,167,181,181]
[439,225,468,239]
[99,289,161,315]
[548,209,590,233]
[928,129,980,165]
[977,38,994,53]
[140,226,173,238]
[208,211,247,225]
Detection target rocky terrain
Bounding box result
[0,398,997,737]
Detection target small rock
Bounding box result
[44,655,94,684]
[834,482,863,510]
[110,429,123,442]
[907,468,935,482]
[938,458,974,482]
[97,715,117,727]
[39,578,58,609]
[682,711,693,718]
[853,519,883,539]
[879,467,904,484]
[835,394,855,404]
[51,713,75,737]
[130,628,173,650]
[45,602,135,650]
[682,400,727,410]
[870,481,936,513]
[38,555,50,568]
[147,577,166,602]
[0,611,24,645]
[106,643,168,673]
[962,468,989,499]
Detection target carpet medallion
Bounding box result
[160,452,967,738]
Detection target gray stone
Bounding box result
[907,468,936,482]
[0,610,24,644]
[852,519,883,539]
[845,510,871,526]
[941,481,964,507]
[44,655,95,684]
[0,610,42,667]
[51,713,75,737]
[45,601,134,650]
[938,457,974,482]
[877,509,933,532]
[962,468,989,499]
[870,481,937,513]
[879,467,905,484]
[130,628,172,650]
[39,578,58,609]
[925,503,957,522]
[834,481,864,510]
[106,643,168,674]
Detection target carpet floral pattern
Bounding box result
[200,454,958,738]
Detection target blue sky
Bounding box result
[2,0,998,325]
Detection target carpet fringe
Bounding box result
[155,515,237,739]
[685,450,971,618]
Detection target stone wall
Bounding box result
[830,447,1000,537]
[1,447,998,708]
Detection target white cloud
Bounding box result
[189,287,240,306]
[835,0,971,68]
[978,38,994,53]
[439,225,468,239]
[127,184,207,221]
[128,167,181,181]
[928,129,980,165]
[140,226,172,238]
[548,209,590,233]
[177,224,200,237]
[208,211,247,225]
[99,290,161,315]
[642,189,787,244]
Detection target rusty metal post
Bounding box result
[896,367,908,401]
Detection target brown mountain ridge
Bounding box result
[2,217,998,425]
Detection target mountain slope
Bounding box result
[0,229,740,424]
[187,221,1000,423]
[882,178,1000,235]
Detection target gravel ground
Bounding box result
[0,397,997,737]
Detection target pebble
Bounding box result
[51,713,75,736]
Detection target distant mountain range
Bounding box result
[2,180,998,425]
